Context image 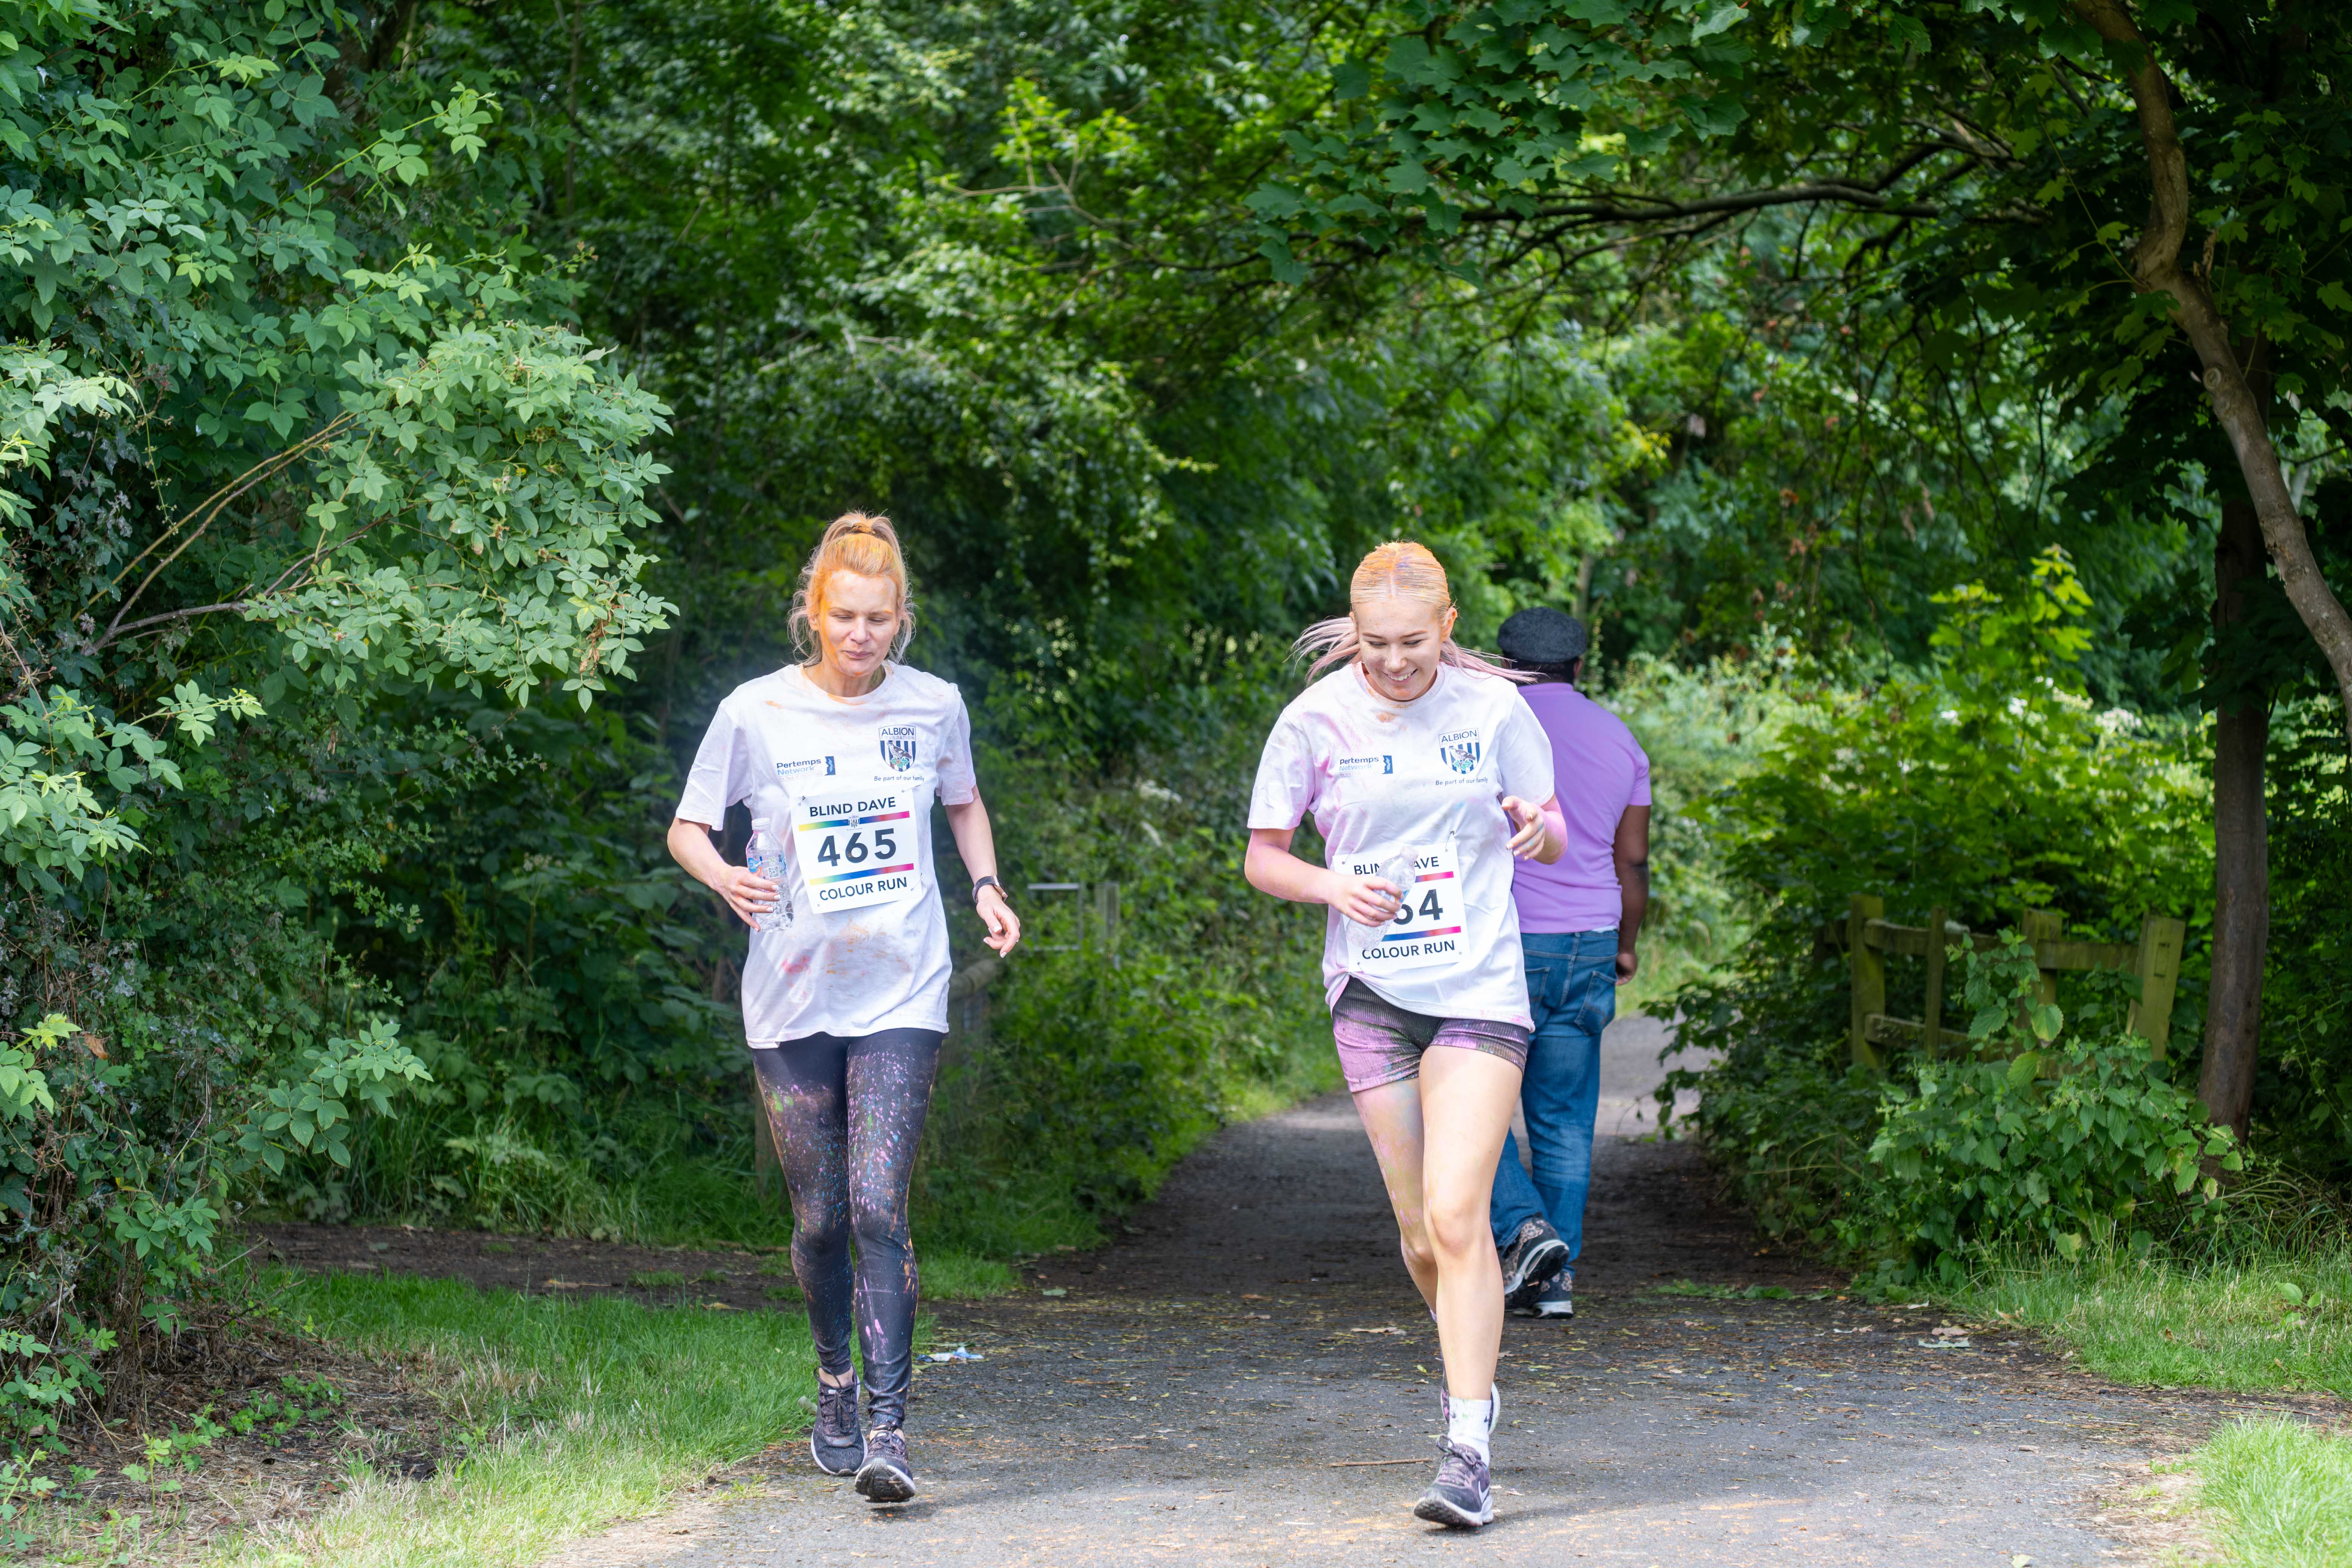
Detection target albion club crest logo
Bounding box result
[878,726,918,773]
[1438,730,1482,776]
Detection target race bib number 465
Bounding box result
[1344,843,1464,973]
[795,790,920,912]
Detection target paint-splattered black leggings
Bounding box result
[752,1027,942,1429]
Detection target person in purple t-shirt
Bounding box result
[1486,608,1651,1319]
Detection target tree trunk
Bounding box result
[2201,500,2269,1138]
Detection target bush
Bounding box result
[1658,932,1882,1252]
[1711,547,2210,939]
[0,876,427,1453]
[1854,938,2238,1282]
[1595,650,1801,1011]
[2257,697,2352,1181]
[1661,549,2219,1276]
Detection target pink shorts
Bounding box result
[1329,978,1532,1095]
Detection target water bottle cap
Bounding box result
[750,815,772,830]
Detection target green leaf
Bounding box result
[1384,161,1431,195]
[1691,2,1747,41]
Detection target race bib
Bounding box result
[1343,843,1465,974]
[795,789,921,913]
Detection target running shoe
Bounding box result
[1513,1267,1574,1319]
[1499,1218,1568,1311]
[810,1375,864,1476]
[856,1424,916,1503]
[1412,1436,1494,1528]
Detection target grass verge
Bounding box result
[920,1250,1019,1299]
[1951,1247,2352,1396]
[2191,1417,2352,1566]
[219,1269,820,1567]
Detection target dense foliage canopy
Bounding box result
[2,0,2347,1447]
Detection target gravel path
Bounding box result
[548,1017,2290,1568]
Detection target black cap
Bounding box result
[1497,606,1588,667]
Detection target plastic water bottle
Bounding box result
[1377,850,1417,923]
[746,817,791,932]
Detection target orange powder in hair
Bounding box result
[791,511,917,662]
[1350,541,1453,612]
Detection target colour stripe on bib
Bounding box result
[1413,868,1456,882]
[808,861,919,887]
[802,808,915,829]
[1380,924,1463,943]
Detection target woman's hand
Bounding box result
[977,883,1022,956]
[1245,825,1400,922]
[1501,795,1550,859]
[714,864,780,930]
[668,818,780,931]
[1324,870,1404,927]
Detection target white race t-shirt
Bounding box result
[1248,662,1556,1028]
[676,663,977,1044]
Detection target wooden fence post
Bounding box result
[1093,881,1122,969]
[2128,914,2186,1058]
[1848,893,1885,1072]
[1922,905,1949,1055]
[2022,908,2064,1007]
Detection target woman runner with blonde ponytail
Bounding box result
[667,513,1020,1505]
[1244,542,1565,1529]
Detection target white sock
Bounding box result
[1445,1395,1493,1461]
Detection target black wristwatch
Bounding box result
[972,875,1004,905]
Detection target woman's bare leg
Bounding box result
[1351,1049,1523,1398]
[1351,1078,1438,1306]
[1417,1048,1522,1399]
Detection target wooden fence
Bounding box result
[1834,894,2185,1072]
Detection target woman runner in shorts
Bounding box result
[667,513,1020,1504]
[1244,542,1564,1529]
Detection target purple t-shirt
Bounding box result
[1511,683,1651,934]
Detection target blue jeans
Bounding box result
[1489,929,1618,1269]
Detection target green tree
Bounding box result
[1251,0,2352,1134]
[0,0,669,1435]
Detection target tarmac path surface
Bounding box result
[547,1016,2292,1568]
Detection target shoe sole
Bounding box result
[855,1460,916,1503]
[1502,1236,1569,1305]
[1533,1296,1574,1318]
[1413,1492,1494,1528]
[811,1435,864,1476]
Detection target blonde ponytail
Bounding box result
[1291,541,1525,683]
[790,512,916,663]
